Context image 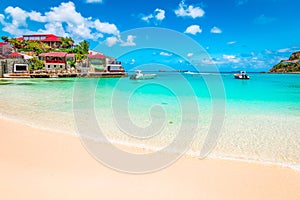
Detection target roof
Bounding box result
[8,52,23,57]
[18,34,61,42]
[0,42,9,47]
[66,53,75,57]
[39,52,68,57]
[88,53,106,59]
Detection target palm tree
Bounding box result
[8,38,22,51]
[1,36,8,42]
[61,37,74,48]
[77,40,89,54]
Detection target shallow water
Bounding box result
[0,72,299,170]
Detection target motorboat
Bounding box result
[234,71,250,79]
[130,70,156,80]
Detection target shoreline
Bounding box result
[1,114,300,173]
[1,117,300,199]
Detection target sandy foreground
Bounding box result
[0,118,300,200]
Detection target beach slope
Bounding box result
[0,119,300,200]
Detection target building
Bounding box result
[17,34,62,48]
[87,53,124,72]
[0,42,12,55]
[39,52,75,70]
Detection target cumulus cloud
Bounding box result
[211,26,222,34]
[223,54,241,63]
[94,19,119,35]
[105,34,136,47]
[155,9,165,21]
[141,14,153,22]
[0,1,119,42]
[120,35,136,46]
[184,25,202,35]
[105,36,119,47]
[5,6,28,27]
[175,1,205,19]
[141,8,165,23]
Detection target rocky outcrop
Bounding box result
[270,51,300,73]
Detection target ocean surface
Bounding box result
[0,72,300,171]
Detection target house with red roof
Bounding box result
[17,34,62,48]
[87,52,124,73]
[39,52,75,70]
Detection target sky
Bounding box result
[1,0,300,71]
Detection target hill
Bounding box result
[270,51,300,73]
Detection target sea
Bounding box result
[0,72,300,171]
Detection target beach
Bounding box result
[1,118,300,200]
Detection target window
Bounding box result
[48,65,50,69]
[14,64,28,73]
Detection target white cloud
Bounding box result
[154,9,165,21]
[86,0,103,3]
[265,49,273,54]
[120,35,136,46]
[211,26,222,34]
[227,41,237,45]
[277,48,291,53]
[0,2,119,43]
[223,55,236,60]
[5,6,28,27]
[184,25,202,35]
[141,8,165,23]
[160,52,173,56]
[28,11,47,22]
[187,53,194,57]
[105,35,136,47]
[175,1,205,19]
[141,14,153,22]
[105,36,119,47]
[223,54,241,63]
[94,19,119,35]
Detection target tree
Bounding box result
[25,41,50,55]
[1,36,8,42]
[76,40,89,54]
[61,37,74,48]
[29,57,45,70]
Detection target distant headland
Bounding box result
[270,51,300,73]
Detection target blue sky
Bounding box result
[1,0,300,71]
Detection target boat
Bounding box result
[130,70,156,80]
[184,71,201,75]
[234,71,250,79]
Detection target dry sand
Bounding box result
[0,118,300,200]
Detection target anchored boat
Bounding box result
[234,71,250,79]
[130,70,156,80]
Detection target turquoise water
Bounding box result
[0,73,300,170]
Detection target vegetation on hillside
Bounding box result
[270,51,300,73]
[1,35,90,60]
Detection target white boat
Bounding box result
[234,71,250,79]
[184,71,201,75]
[130,70,156,80]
